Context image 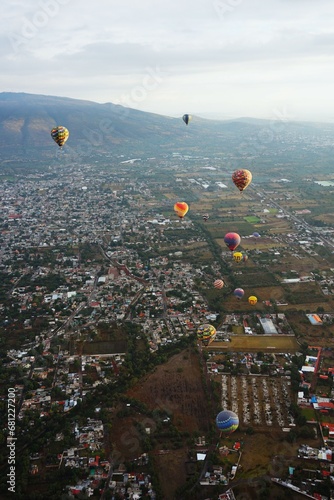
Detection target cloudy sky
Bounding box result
[2,0,334,121]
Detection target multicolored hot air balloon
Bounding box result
[51,126,69,147]
[197,324,216,346]
[248,295,258,306]
[203,214,209,222]
[243,254,248,262]
[174,202,189,219]
[233,251,243,263]
[234,288,244,299]
[224,232,241,251]
[182,114,192,125]
[214,279,224,289]
[216,410,239,434]
[232,169,252,192]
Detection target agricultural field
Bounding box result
[108,348,213,499]
[219,374,295,429]
[207,335,299,353]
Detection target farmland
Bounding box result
[207,335,299,353]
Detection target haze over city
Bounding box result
[2,0,334,122]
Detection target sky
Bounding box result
[2,0,334,122]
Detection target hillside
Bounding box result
[1,92,334,162]
[0,92,239,158]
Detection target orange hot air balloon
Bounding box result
[174,202,189,219]
[248,295,258,306]
[232,169,252,192]
[214,279,224,289]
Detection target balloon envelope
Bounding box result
[232,169,252,192]
[233,251,243,263]
[253,232,260,238]
[248,295,258,305]
[174,202,189,218]
[51,126,69,147]
[234,288,244,299]
[182,114,192,125]
[224,232,241,251]
[203,214,209,222]
[216,410,239,434]
[214,279,224,289]
[197,324,216,345]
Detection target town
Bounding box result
[1,151,334,499]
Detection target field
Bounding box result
[218,374,294,428]
[207,335,299,353]
[109,348,212,499]
[126,349,211,433]
[104,340,313,499]
[244,216,261,223]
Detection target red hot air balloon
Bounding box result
[224,232,241,251]
[214,279,224,289]
[232,169,252,192]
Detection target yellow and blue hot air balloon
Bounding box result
[197,324,216,346]
[51,126,69,148]
[216,410,239,434]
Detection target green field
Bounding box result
[206,334,299,353]
[244,216,261,223]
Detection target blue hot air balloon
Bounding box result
[233,288,245,300]
[216,410,239,434]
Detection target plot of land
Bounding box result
[127,349,211,433]
[219,374,294,428]
[207,335,299,353]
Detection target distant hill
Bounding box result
[0,92,334,161]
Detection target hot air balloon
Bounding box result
[197,324,216,346]
[234,288,244,299]
[253,232,260,238]
[214,279,224,289]
[182,114,192,125]
[51,126,69,147]
[216,410,239,434]
[233,251,243,263]
[203,214,209,222]
[248,295,258,306]
[243,254,248,262]
[174,202,189,219]
[224,232,241,251]
[232,169,252,192]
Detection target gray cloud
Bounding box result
[2,0,334,121]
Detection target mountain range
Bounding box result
[0,92,334,161]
